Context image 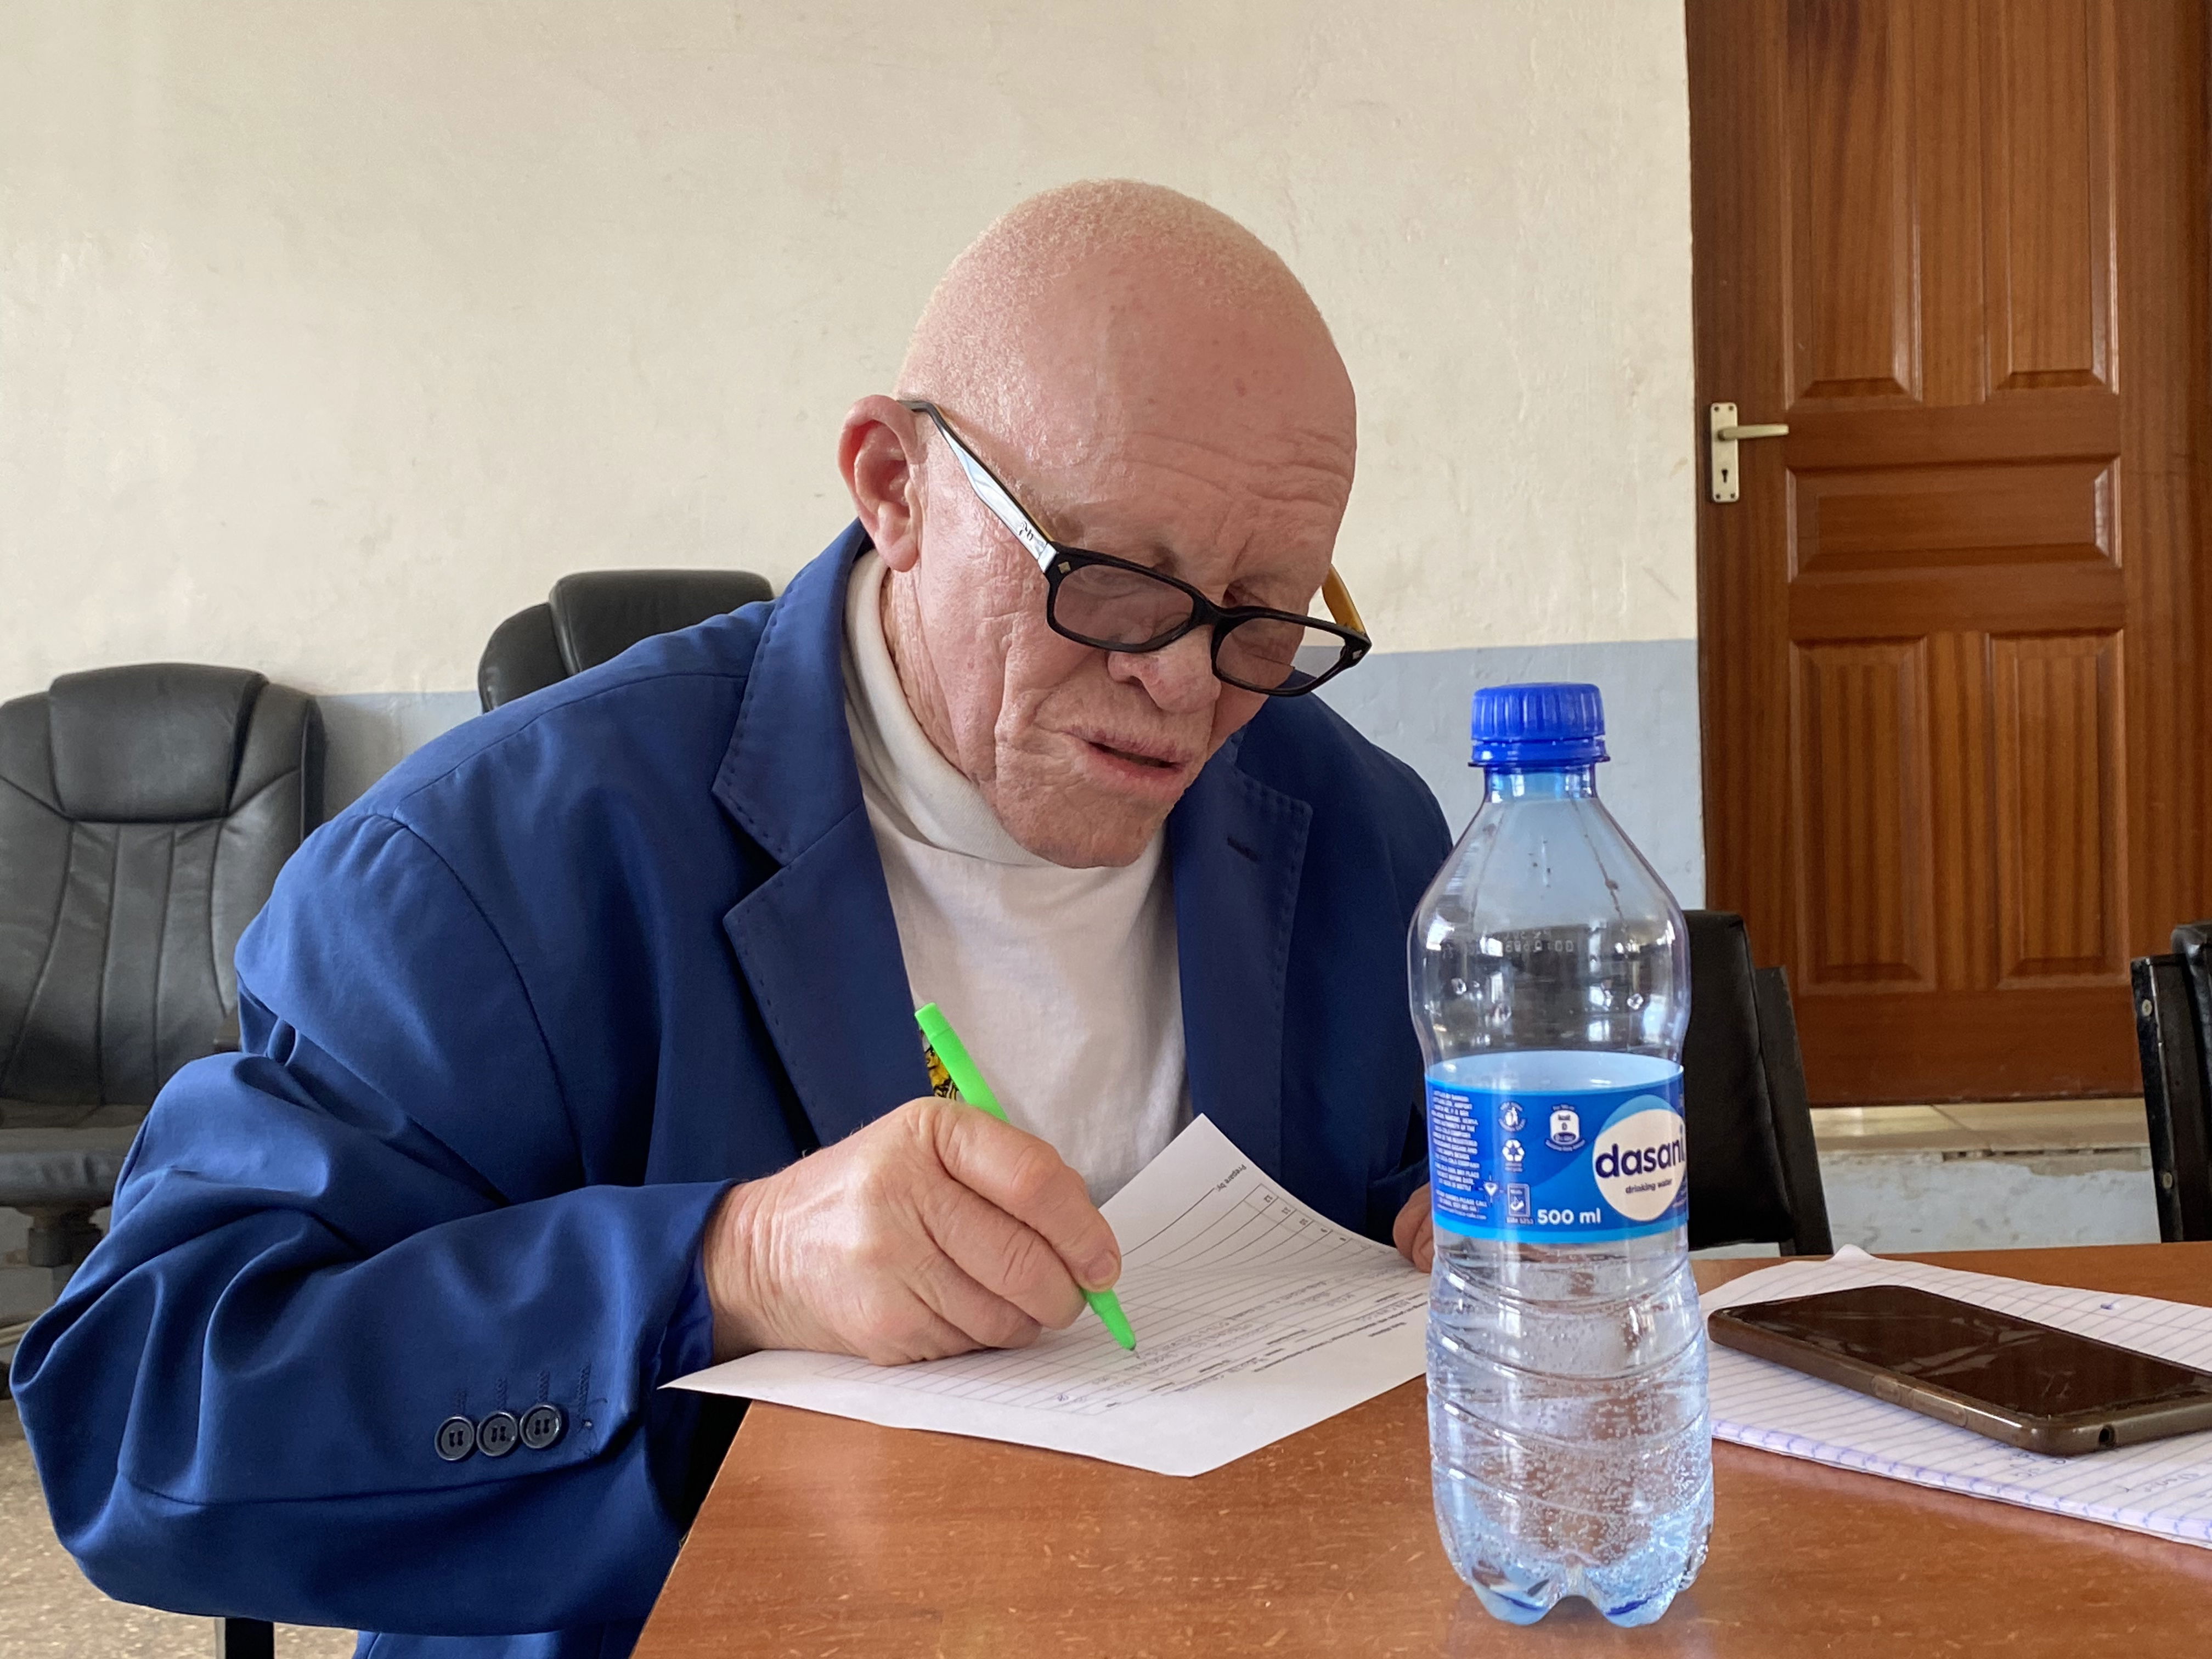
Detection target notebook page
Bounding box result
[670,1116,1427,1476]
[1702,1246,2212,1546]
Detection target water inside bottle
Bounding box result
[1428,1128,1712,1624]
[1410,684,1710,1627]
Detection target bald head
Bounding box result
[840,180,1359,867]
[899,180,1348,441]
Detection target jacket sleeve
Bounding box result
[10,810,731,1635]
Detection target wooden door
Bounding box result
[1690,0,2210,1104]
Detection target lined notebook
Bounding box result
[1703,1246,2212,1547]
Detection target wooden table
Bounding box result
[637,1244,2212,1657]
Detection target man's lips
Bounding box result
[1079,732,1195,770]
[1090,740,1181,770]
[1069,730,1201,788]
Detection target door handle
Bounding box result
[1709,402,1790,503]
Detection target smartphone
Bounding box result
[1707,1283,2212,1455]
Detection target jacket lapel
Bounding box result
[1169,736,1312,1182]
[715,526,1315,1166]
[714,526,929,1149]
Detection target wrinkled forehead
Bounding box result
[966,275,1355,560]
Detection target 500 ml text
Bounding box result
[1536,1207,1603,1226]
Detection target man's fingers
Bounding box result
[1394,1185,1430,1257]
[905,1241,1042,1352]
[927,1105,1121,1289]
[855,1291,989,1367]
[921,1177,1088,1330]
[1395,1186,1435,1271]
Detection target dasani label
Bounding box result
[1426,1059,1686,1243]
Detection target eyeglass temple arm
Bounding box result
[1322,568,1367,639]
[901,398,1062,572]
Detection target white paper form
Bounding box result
[1702,1245,2212,1547]
[669,1116,1427,1476]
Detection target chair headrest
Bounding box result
[47,664,266,822]
[548,569,775,675]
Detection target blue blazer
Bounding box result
[13,526,1451,1659]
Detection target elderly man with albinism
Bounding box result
[15,181,1452,1659]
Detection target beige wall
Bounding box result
[0,0,1695,702]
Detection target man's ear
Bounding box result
[838,397,927,573]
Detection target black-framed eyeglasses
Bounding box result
[900,399,1371,697]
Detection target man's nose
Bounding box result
[1109,629,1220,713]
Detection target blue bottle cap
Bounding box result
[1469,682,1609,768]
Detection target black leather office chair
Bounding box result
[2133,922,2212,1243]
[0,665,323,1302]
[1683,910,1833,1256]
[477,568,775,711]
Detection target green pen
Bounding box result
[913,1001,1138,1352]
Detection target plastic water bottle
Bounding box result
[1409,682,1709,1627]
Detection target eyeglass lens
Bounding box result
[1051,563,1347,693]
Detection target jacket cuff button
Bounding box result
[520,1403,566,1451]
[435,1417,477,1462]
[476,1410,522,1458]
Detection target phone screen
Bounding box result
[1719,1285,2212,1419]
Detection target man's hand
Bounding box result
[1393,1184,1435,1272]
[700,1097,1122,1365]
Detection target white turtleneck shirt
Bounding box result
[840,551,1190,1203]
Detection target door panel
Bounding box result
[1984,0,2114,392]
[1793,638,1934,990]
[1690,0,2207,1103]
[1789,460,2113,573]
[1989,631,2124,984]
[1787,0,1918,403]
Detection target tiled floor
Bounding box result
[1812,1097,2148,1155]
